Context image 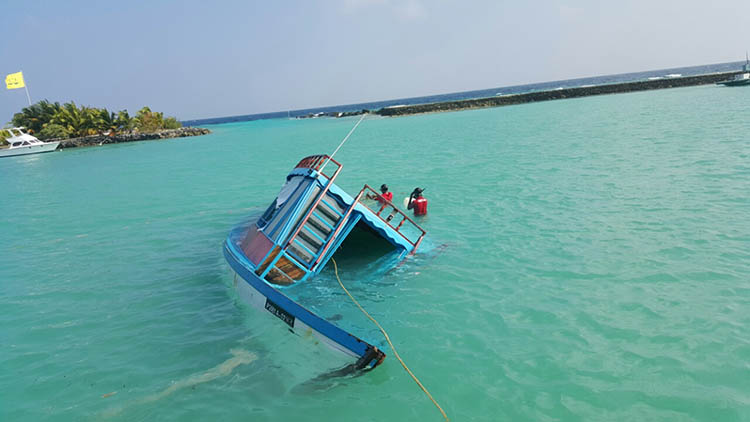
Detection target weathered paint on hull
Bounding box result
[223,240,385,370]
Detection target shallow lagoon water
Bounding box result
[2,85,749,421]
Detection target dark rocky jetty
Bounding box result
[57,127,211,149]
[298,109,371,119]
[376,71,743,117]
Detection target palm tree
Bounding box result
[134,106,169,132]
[115,110,134,133]
[51,102,88,137]
[11,100,62,134]
[8,102,179,139]
[96,109,117,134]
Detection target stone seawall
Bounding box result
[376,71,742,117]
[57,127,211,149]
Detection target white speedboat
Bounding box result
[0,127,60,158]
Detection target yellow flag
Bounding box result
[6,71,25,89]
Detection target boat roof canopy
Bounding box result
[234,155,426,288]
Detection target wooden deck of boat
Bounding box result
[255,246,306,286]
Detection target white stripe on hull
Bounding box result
[232,270,360,361]
[0,141,59,157]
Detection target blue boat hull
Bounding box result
[223,239,385,370]
[220,154,426,372]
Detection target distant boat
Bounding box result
[0,127,60,158]
[665,73,682,78]
[717,54,750,87]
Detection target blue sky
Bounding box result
[2,0,749,122]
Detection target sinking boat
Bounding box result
[223,154,426,371]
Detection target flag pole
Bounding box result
[24,84,31,105]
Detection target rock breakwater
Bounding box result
[376,71,742,117]
[57,127,210,149]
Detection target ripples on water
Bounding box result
[1,85,749,421]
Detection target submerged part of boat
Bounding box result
[0,127,60,158]
[224,154,426,371]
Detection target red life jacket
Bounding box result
[379,191,393,204]
[412,197,427,216]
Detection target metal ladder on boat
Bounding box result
[282,154,363,274]
[286,195,348,266]
[261,193,359,286]
[259,155,426,286]
[257,155,347,285]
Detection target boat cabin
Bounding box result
[4,127,45,148]
[732,59,750,81]
[235,155,425,287]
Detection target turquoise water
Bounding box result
[2,85,749,421]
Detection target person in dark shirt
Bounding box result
[408,187,427,216]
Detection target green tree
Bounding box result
[134,106,164,132]
[50,102,85,137]
[162,116,182,129]
[80,106,104,136]
[11,100,63,134]
[91,109,135,135]
[1,129,11,144]
[97,109,117,134]
[115,110,134,132]
[7,101,180,140]
[52,102,109,137]
[37,123,71,140]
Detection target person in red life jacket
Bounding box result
[408,187,428,216]
[367,184,393,207]
[367,184,397,221]
[378,184,393,205]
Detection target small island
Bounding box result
[2,100,210,149]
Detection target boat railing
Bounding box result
[358,184,426,251]
[283,157,425,277]
[310,188,367,267]
[294,154,341,181]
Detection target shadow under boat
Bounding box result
[223,154,426,372]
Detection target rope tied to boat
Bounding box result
[331,258,449,421]
[319,113,366,174]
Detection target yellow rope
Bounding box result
[331,258,449,421]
